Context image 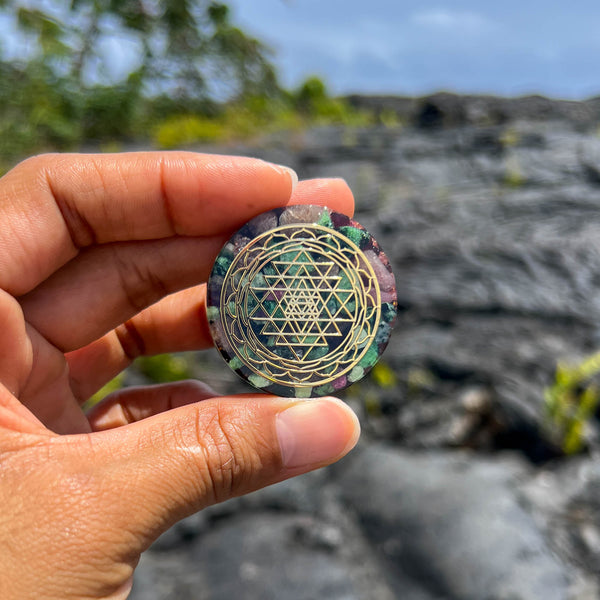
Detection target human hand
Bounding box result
[0,152,360,599]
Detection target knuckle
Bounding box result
[115,318,146,360]
[9,154,58,197]
[16,152,58,173]
[190,401,264,505]
[111,245,169,314]
[15,154,66,196]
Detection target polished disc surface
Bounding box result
[207,205,397,397]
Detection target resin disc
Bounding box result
[206,205,397,398]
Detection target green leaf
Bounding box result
[109,0,153,32]
[544,351,600,455]
[563,420,584,455]
[208,2,229,26]
[578,385,600,418]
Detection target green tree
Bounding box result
[0,1,278,163]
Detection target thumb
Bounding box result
[84,393,359,548]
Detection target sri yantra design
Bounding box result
[220,225,381,388]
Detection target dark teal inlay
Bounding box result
[339,225,370,248]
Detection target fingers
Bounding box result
[72,393,360,548]
[18,326,92,434]
[20,236,222,352]
[0,289,32,395]
[0,289,87,434]
[0,382,46,435]
[1,152,298,295]
[86,381,219,430]
[20,177,355,353]
[66,285,210,401]
[290,177,354,213]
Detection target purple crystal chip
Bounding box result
[206,205,397,397]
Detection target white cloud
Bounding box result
[410,9,493,34]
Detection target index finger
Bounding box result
[1,152,353,295]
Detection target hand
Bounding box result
[0,152,360,599]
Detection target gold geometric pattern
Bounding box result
[220,225,380,388]
[248,251,355,360]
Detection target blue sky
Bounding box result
[228,0,600,99]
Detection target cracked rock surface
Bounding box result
[130,96,600,599]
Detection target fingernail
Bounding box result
[91,402,127,431]
[276,398,360,468]
[281,165,298,192]
[260,161,298,192]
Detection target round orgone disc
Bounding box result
[206,205,397,398]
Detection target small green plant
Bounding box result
[371,362,397,389]
[500,127,520,148]
[504,155,525,188]
[544,352,600,454]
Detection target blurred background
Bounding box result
[3,1,600,598]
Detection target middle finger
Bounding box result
[20,235,225,352]
[22,178,354,352]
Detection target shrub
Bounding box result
[544,352,600,454]
[155,115,226,148]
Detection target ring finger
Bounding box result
[67,284,212,402]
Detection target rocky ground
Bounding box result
[130,94,600,599]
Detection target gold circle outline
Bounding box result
[241,241,363,368]
[219,224,381,387]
